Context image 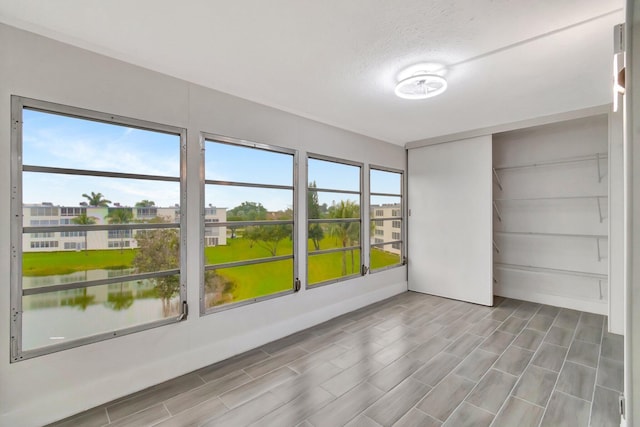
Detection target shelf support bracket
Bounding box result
[598,280,603,300]
[596,197,604,223]
[596,237,602,262]
[493,201,502,222]
[596,153,603,183]
[493,239,500,253]
[492,168,503,191]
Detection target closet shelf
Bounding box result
[494,195,607,202]
[494,231,607,239]
[495,263,607,280]
[494,152,608,171]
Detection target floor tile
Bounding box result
[106,374,204,422]
[108,404,170,427]
[566,340,599,368]
[288,344,347,374]
[441,402,493,427]
[219,366,298,409]
[154,397,228,427]
[494,345,534,376]
[372,338,419,365]
[544,326,574,347]
[406,336,451,362]
[512,328,545,351]
[479,330,515,354]
[554,309,581,330]
[321,357,383,397]
[367,356,423,392]
[528,314,555,332]
[344,414,382,427]
[601,333,624,362]
[270,362,343,403]
[198,348,271,382]
[492,397,543,427]
[540,391,590,427]
[444,333,483,358]
[164,369,252,415]
[590,386,621,427]
[364,377,430,426]
[416,374,476,421]
[537,305,561,318]
[244,346,308,378]
[580,312,605,328]
[454,348,499,381]
[597,357,624,392]
[307,382,383,427]
[465,369,517,414]
[574,322,603,345]
[556,361,596,401]
[202,392,284,426]
[249,387,334,427]
[467,318,502,336]
[412,352,463,386]
[48,407,109,427]
[512,365,558,407]
[393,408,442,427]
[498,316,527,334]
[531,343,568,372]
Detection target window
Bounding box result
[369,167,404,271]
[307,155,362,286]
[202,135,296,312]
[11,96,186,361]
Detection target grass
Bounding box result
[24,237,401,303]
[22,249,136,276]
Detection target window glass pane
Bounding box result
[308,158,360,191]
[308,191,360,219]
[23,228,180,288]
[204,259,293,307]
[307,221,361,251]
[370,196,402,216]
[370,244,402,270]
[205,223,293,264]
[308,250,362,285]
[205,141,293,186]
[205,186,292,218]
[370,169,401,194]
[22,277,180,351]
[23,109,180,177]
[23,173,180,227]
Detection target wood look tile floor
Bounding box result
[50,292,624,427]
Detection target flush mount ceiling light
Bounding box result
[394,72,447,100]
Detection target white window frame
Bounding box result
[10,96,187,362]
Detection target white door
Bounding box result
[407,135,493,306]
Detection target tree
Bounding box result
[133,228,180,316]
[329,200,360,276]
[82,191,111,207]
[133,226,235,312]
[308,181,324,250]
[71,212,97,255]
[245,211,293,256]
[105,208,133,253]
[228,201,268,239]
[135,200,155,207]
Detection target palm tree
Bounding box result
[71,213,97,255]
[329,200,360,276]
[82,191,111,207]
[106,208,133,253]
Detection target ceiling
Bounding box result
[0,1,624,145]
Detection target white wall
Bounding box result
[0,24,407,426]
[407,135,493,306]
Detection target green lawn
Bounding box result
[22,249,136,276]
[24,237,401,305]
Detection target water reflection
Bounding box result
[22,269,180,350]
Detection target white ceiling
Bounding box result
[0,0,624,145]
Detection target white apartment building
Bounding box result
[23,204,227,252]
[370,204,402,255]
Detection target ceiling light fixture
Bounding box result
[394,72,447,100]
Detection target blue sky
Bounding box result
[23,109,401,211]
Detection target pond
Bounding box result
[21,269,180,351]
